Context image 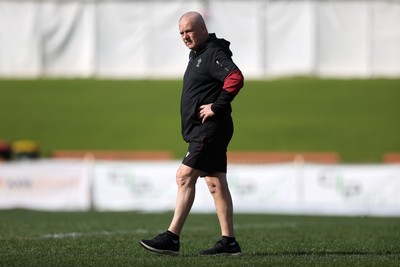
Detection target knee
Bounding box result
[175,173,187,187]
[176,169,196,188]
[208,184,218,195]
[207,181,220,195]
[206,175,229,196]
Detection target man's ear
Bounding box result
[201,25,208,34]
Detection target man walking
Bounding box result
[140,11,244,256]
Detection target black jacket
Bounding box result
[180,33,242,142]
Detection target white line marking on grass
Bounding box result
[182,222,298,234]
[42,232,84,239]
[40,229,149,239]
[235,222,298,229]
[40,223,298,239]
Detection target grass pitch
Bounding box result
[1,210,399,266]
[0,78,399,162]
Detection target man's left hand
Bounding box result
[199,104,215,123]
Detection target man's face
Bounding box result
[179,18,205,51]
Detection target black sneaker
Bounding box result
[200,238,242,256]
[140,232,180,256]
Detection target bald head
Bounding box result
[179,11,207,29]
[179,11,209,51]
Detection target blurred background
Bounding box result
[0,0,399,214]
[1,0,400,78]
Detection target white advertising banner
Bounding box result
[92,161,178,211]
[301,165,400,216]
[91,161,400,216]
[0,160,399,216]
[0,160,90,211]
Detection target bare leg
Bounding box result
[168,164,203,236]
[204,172,235,237]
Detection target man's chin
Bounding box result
[186,43,196,50]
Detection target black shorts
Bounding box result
[182,134,232,175]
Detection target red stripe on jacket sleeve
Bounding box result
[223,69,244,95]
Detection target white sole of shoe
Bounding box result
[139,241,179,256]
[200,251,243,256]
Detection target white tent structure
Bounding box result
[1,0,399,79]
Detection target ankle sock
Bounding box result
[167,230,179,240]
[222,236,236,244]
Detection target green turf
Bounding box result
[0,78,399,162]
[0,210,399,266]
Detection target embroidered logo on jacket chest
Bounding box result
[196,58,202,67]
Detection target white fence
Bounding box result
[1,159,399,216]
[1,0,400,78]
